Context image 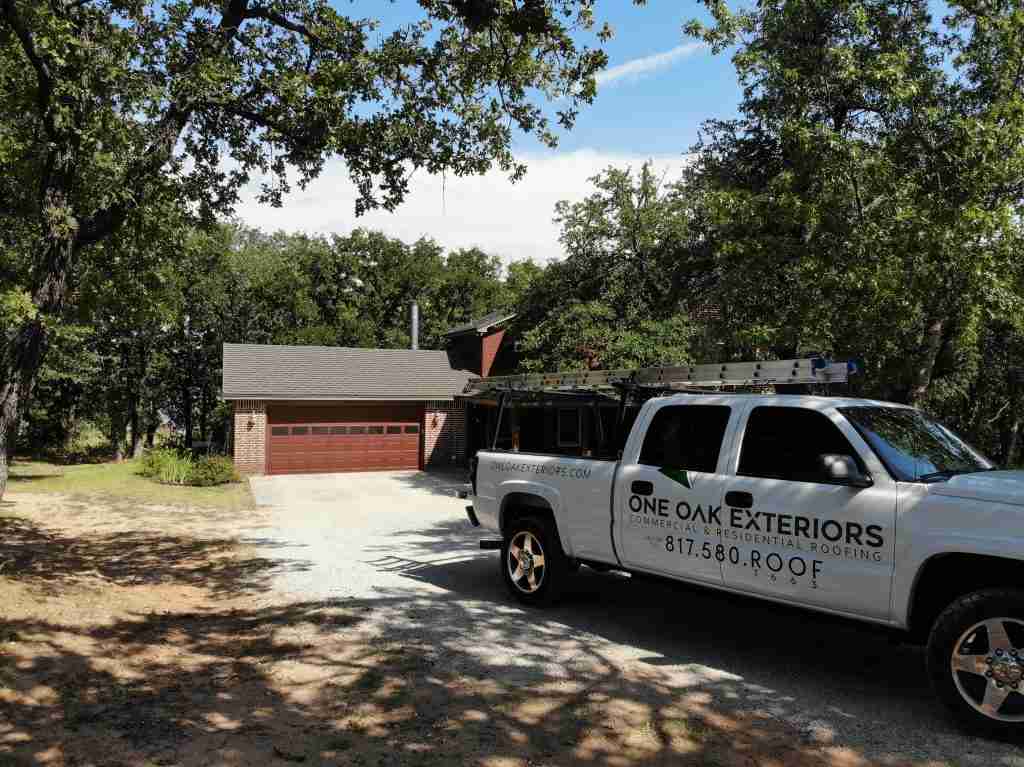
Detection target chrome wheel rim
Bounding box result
[951,617,1024,723]
[507,531,545,594]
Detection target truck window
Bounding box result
[838,405,993,481]
[557,408,580,447]
[738,407,863,483]
[638,405,731,472]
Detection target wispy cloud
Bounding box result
[596,42,706,88]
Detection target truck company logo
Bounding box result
[659,466,695,489]
[626,492,886,559]
[629,494,721,524]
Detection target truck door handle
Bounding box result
[631,480,654,496]
[725,490,754,508]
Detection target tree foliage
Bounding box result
[516,164,703,371]
[0,0,624,497]
[506,0,1024,462]
[684,0,1024,404]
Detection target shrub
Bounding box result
[189,455,238,487]
[139,449,237,486]
[139,447,175,478]
[140,447,194,485]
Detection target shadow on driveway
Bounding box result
[362,518,1024,763]
[390,468,470,499]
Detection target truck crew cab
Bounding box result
[465,358,1024,734]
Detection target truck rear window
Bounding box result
[639,405,731,473]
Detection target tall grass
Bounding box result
[138,448,237,486]
[139,448,194,485]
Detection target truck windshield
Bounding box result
[838,406,994,482]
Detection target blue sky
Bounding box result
[348,0,744,155]
[520,1,742,155]
[237,2,745,263]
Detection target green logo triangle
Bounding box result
[659,467,692,489]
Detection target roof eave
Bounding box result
[443,312,517,338]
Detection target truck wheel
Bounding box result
[500,515,567,606]
[927,589,1024,734]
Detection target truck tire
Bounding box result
[927,589,1024,734]
[500,515,568,606]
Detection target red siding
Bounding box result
[480,329,506,378]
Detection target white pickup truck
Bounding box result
[466,393,1024,733]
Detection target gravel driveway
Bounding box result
[247,471,1024,766]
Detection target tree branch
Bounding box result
[0,0,57,137]
[247,5,323,47]
[218,103,323,150]
[77,0,252,247]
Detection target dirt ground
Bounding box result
[0,492,961,766]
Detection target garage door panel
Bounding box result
[267,406,422,474]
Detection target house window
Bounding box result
[270,427,289,436]
[386,425,402,434]
[331,426,348,434]
[291,426,308,436]
[349,426,366,434]
[404,425,419,434]
[311,426,329,435]
[557,409,580,447]
[368,425,384,434]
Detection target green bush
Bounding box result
[139,447,174,478]
[189,455,238,487]
[139,448,237,486]
[140,447,194,484]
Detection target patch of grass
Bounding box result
[8,459,253,510]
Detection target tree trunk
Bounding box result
[1002,419,1021,468]
[145,408,158,448]
[61,403,77,454]
[0,317,52,502]
[129,397,144,459]
[906,317,946,405]
[199,387,209,443]
[110,411,126,462]
[1002,372,1023,467]
[0,379,18,501]
[182,386,193,447]
[0,164,78,498]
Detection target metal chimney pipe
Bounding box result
[411,302,419,350]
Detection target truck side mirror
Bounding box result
[820,454,873,488]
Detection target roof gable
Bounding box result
[222,343,473,401]
[444,311,517,338]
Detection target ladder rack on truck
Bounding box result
[464,356,861,455]
[464,355,859,395]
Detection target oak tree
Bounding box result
[0,0,621,496]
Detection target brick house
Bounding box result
[223,313,517,475]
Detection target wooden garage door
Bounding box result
[267,405,422,475]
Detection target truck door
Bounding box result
[616,402,739,585]
[720,405,896,619]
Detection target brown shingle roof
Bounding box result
[222,343,474,401]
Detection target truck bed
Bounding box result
[472,450,620,566]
